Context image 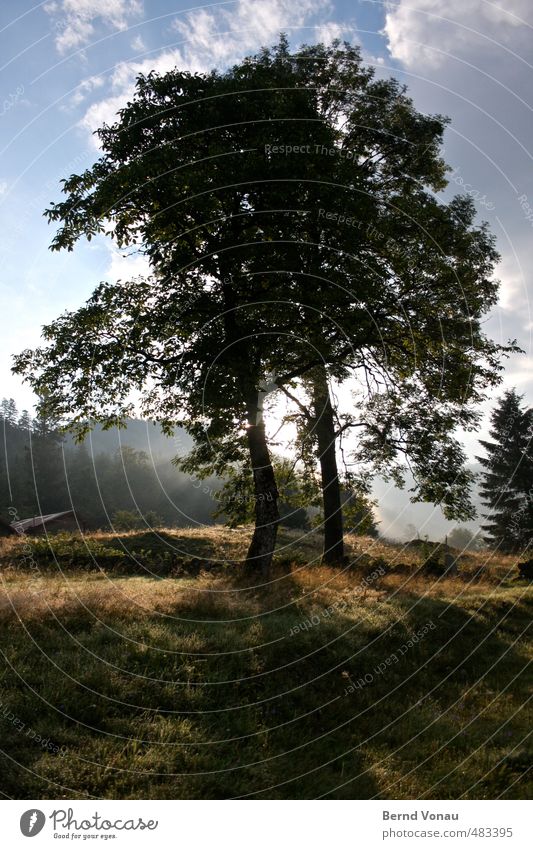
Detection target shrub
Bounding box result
[517,559,533,580]
[25,533,124,569]
[111,510,143,531]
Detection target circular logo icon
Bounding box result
[20,810,46,837]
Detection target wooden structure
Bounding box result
[10,510,84,536]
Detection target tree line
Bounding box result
[11,37,520,573]
[0,399,217,529]
[2,390,532,554]
[0,398,378,535]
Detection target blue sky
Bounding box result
[2,0,533,537]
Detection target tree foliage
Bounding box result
[12,37,514,570]
[213,455,313,529]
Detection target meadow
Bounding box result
[0,528,531,799]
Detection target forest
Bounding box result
[0,397,340,533]
[0,397,217,529]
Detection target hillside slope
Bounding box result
[0,528,531,799]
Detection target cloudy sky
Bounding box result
[1,0,533,538]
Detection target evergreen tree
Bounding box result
[477,389,533,552]
[0,404,219,529]
[30,408,69,515]
[17,410,32,431]
[0,399,18,426]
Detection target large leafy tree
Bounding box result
[220,40,509,563]
[212,454,314,530]
[13,37,511,574]
[274,181,510,559]
[477,389,533,552]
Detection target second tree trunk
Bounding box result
[312,371,345,564]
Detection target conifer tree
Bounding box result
[477,389,533,552]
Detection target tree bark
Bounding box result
[218,267,280,579]
[312,369,344,565]
[244,401,280,578]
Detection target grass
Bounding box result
[0,526,531,799]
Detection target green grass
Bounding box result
[0,527,531,799]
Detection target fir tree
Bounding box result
[477,389,533,552]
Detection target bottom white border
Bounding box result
[3,799,530,848]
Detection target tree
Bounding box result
[111,510,143,531]
[311,487,378,537]
[477,389,533,552]
[213,455,313,531]
[144,510,164,528]
[15,38,327,576]
[447,526,483,551]
[0,399,18,426]
[219,38,510,563]
[17,410,32,432]
[342,486,378,538]
[29,408,69,516]
[13,37,512,575]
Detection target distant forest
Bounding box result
[0,398,221,529]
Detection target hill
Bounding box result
[0,527,531,799]
[0,410,215,529]
[64,419,193,462]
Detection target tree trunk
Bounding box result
[312,369,344,565]
[218,266,280,578]
[245,411,280,579]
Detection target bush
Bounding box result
[517,559,533,580]
[25,533,125,569]
[111,510,143,531]
[144,510,163,528]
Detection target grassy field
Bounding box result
[0,527,531,799]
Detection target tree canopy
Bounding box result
[13,36,514,573]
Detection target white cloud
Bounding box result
[80,0,339,139]
[45,0,143,54]
[130,34,145,52]
[314,21,354,44]
[363,52,386,67]
[504,355,533,387]
[66,74,104,108]
[383,0,533,69]
[497,268,525,314]
[170,0,335,71]
[0,181,7,196]
[106,247,150,281]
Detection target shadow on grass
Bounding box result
[106,530,223,558]
[0,570,531,799]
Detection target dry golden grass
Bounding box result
[0,526,531,800]
[0,526,524,624]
